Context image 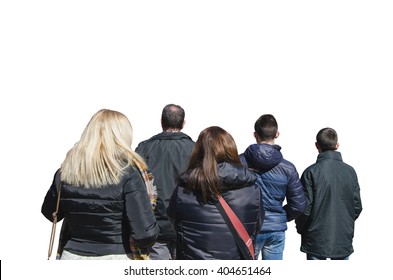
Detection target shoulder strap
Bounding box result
[47,180,62,260]
[216,195,255,260]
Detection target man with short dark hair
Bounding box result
[295,127,362,260]
[136,104,195,260]
[240,114,306,260]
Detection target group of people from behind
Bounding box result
[42,104,362,260]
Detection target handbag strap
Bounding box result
[216,195,255,260]
[47,180,62,260]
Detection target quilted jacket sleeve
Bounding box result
[283,165,306,222]
[41,169,64,222]
[123,170,159,248]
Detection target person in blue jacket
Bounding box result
[240,114,306,260]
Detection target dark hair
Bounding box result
[185,126,241,203]
[316,127,338,152]
[161,104,185,130]
[254,114,278,141]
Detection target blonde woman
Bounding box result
[42,109,158,260]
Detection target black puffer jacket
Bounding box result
[41,166,159,256]
[167,162,264,260]
[136,132,195,242]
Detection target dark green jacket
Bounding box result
[295,151,362,258]
[136,132,195,242]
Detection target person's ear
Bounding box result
[335,143,339,150]
[315,142,321,152]
[275,131,280,138]
[253,132,260,144]
[182,120,185,129]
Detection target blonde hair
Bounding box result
[60,109,147,188]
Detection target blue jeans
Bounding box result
[255,231,285,260]
[307,254,349,260]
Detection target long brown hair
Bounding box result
[185,126,241,202]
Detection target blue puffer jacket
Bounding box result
[240,144,306,232]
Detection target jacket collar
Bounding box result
[317,150,343,162]
[149,131,192,141]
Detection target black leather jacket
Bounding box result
[41,166,158,256]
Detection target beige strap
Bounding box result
[47,181,62,260]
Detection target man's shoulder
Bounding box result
[279,158,298,171]
[135,133,161,152]
[136,132,167,146]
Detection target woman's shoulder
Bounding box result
[218,162,257,188]
[120,165,143,186]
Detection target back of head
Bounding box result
[316,127,338,152]
[61,109,145,188]
[187,126,240,202]
[190,126,240,168]
[161,104,185,131]
[254,114,278,141]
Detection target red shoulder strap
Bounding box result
[218,195,255,259]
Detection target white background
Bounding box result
[1,1,392,279]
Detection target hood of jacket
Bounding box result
[179,162,257,190]
[241,144,283,172]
